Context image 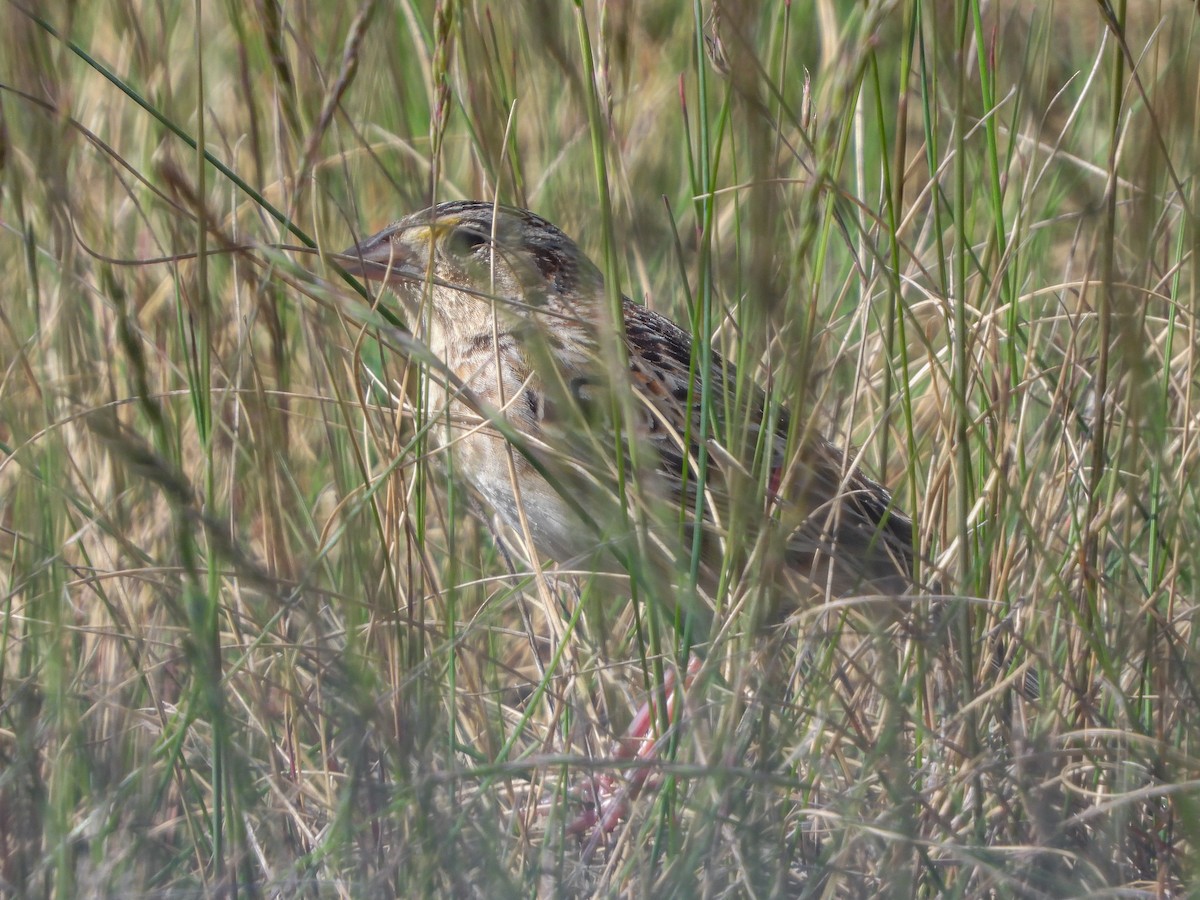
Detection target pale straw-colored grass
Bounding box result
[1,1,1197,894]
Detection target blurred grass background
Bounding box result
[1,0,1199,895]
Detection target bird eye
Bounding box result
[443,226,489,258]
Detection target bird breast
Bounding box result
[423,329,599,564]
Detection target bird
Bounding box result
[336,199,916,835]
[336,199,913,617]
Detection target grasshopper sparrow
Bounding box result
[337,200,913,609]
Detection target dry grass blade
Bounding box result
[1,1,1198,896]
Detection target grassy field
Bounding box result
[2,0,1198,895]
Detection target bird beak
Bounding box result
[336,224,416,284]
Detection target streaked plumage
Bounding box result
[338,200,912,607]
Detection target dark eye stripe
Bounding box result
[527,244,570,289]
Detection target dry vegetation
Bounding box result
[1,0,1199,896]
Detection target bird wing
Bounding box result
[518,295,913,597]
[621,300,913,597]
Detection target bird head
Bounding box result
[337,200,603,341]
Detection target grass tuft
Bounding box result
[2,0,1199,894]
